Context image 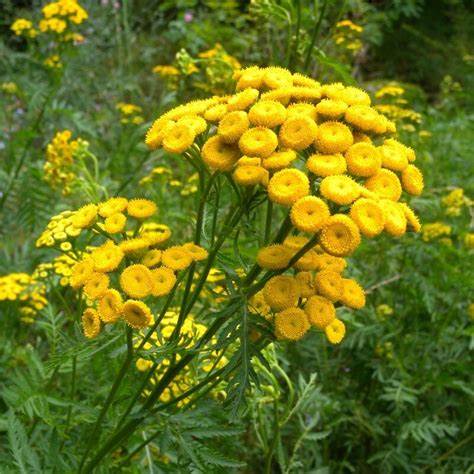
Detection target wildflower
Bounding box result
[218,111,250,143]
[248,291,271,318]
[227,88,259,111]
[398,203,421,232]
[350,198,385,238]
[267,169,310,206]
[120,265,154,298]
[104,213,127,234]
[122,300,152,329]
[344,143,382,177]
[162,124,196,154]
[70,259,94,288]
[11,18,38,38]
[295,272,316,298]
[315,99,348,118]
[380,200,407,237]
[248,101,287,128]
[287,103,317,120]
[99,289,123,323]
[202,136,240,171]
[319,214,361,257]
[279,115,318,151]
[127,199,157,219]
[314,270,343,302]
[325,319,345,344]
[239,127,278,158]
[307,153,347,176]
[182,243,209,261]
[119,237,150,254]
[320,175,361,205]
[365,169,402,201]
[401,164,424,196]
[262,150,297,170]
[162,246,193,271]
[304,295,335,328]
[256,244,292,270]
[150,267,177,297]
[82,308,101,339]
[315,121,353,154]
[90,241,124,272]
[274,308,310,341]
[84,272,110,300]
[263,275,301,311]
[378,144,408,172]
[142,249,162,268]
[73,204,97,228]
[233,166,267,186]
[345,105,381,133]
[290,196,330,233]
[340,279,365,309]
[98,197,128,217]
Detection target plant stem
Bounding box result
[78,326,134,472]
[264,400,280,474]
[303,0,329,72]
[288,0,302,70]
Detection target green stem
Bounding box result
[264,199,273,245]
[288,0,302,70]
[264,400,280,474]
[78,326,134,472]
[303,0,329,72]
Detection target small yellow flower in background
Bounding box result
[422,222,452,242]
[11,18,38,38]
[376,304,394,318]
[116,102,144,125]
[333,20,364,54]
[43,54,63,69]
[1,82,20,95]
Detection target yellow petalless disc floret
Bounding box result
[104,213,127,234]
[239,127,278,158]
[202,136,240,171]
[314,270,343,302]
[90,241,124,272]
[398,202,421,232]
[120,264,154,299]
[315,121,353,154]
[162,124,196,154]
[307,153,347,176]
[82,308,101,339]
[248,100,287,128]
[233,166,267,186]
[315,99,348,119]
[340,278,365,309]
[304,295,335,329]
[162,246,193,271]
[142,249,162,268]
[127,199,157,219]
[262,150,297,170]
[70,259,94,288]
[98,197,128,218]
[401,164,424,196]
[263,275,301,311]
[256,244,292,270]
[150,267,177,297]
[290,196,330,233]
[267,169,310,206]
[380,200,407,237]
[344,142,382,177]
[325,319,346,344]
[73,204,97,229]
[279,115,318,151]
[365,169,402,201]
[122,300,152,329]
[218,111,250,143]
[99,289,123,323]
[319,175,361,205]
[182,243,209,261]
[84,272,110,300]
[319,214,361,257]
[350,198,385,238]
[274,308,310,341]
[378,144,408,172]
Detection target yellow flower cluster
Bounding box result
[0,273,47,323]
[139,167,198,196]
[250,238,363,344]
[39,0,88,37]
[36,210,82,248]
[0,82,19,95]
[33,254,77,287]
[376,304,394,319]
[145,66,424,345]
[10,18,38,38]
[334,19,364,53]
[374,82,422,129]
[116,102,144,125]
[44,130,84,195]
[422,222,452,242]
[43,54,63,69]
[136,310,226,406]
[441,187,471,216]
[55,197,208,339]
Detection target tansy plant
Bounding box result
[39,66,424,471]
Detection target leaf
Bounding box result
[7,410,41,474]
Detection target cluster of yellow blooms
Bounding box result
[116,103,144,125]
[43,54,63,69]
[53,198,208,339]
[0,273,47,323]
[153,44,241,95]
[139,167,199,196]
[10,0,87,50]
[36,209,82,248]
[0,82,19,95]
[422,222,452,243]
[10,18,38,38]
[374,83,422,130]
[145,66,424,345]
[333,20,364,53]
[136,310,226,406]
[441,187,471,217]
[44,130,85,195]
[33,254,77,287]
